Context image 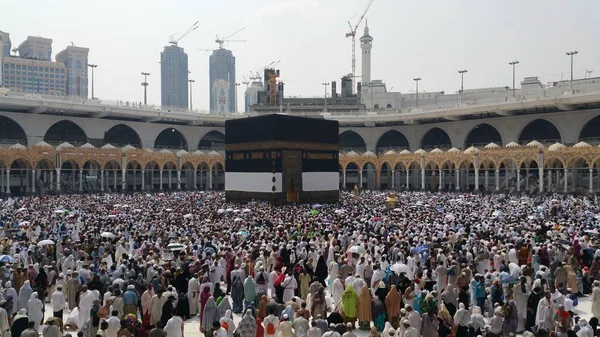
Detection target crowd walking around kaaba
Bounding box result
[0,190,600,337]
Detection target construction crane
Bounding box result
[345,0,374,93]
[215,27,246,49]
[169,21,199,46]
[242,76,250,87]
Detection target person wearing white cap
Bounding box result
[50,285,66,320]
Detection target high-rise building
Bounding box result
[18,36,52,61]
[244,81,263,112]
[0,31,10,57]
[56,46,89,97]
[209,48,235,113]
[212,79,231,113]
[160,44,189,109]
[1,57,66,95]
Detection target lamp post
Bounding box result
[87,64,97,99]
[322,82,330,111]
[188,79,195,111]
[234,83,240,113]
[413,78,421,107]
[458,70,467,102]
[508,61,519,97]
[141,72,150,105]
[566,51,578,86]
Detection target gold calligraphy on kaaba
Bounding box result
[250,152,264,159]
[232,153,245,160]
[305,153,335,160]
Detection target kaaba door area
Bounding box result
[224,114,339,204]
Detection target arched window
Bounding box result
[374,104,380,109]
[386,103,392,108]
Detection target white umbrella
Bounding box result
[234,217,244,222]
[37,239,55,247]
[347,246,366,254]
[183,214,193,219]
[444,214,455,222]
[217,209,226,214]
[165,208,173,212]
[334,209,345,215]
[226,208,234,213]
[242,208,252,213]
[133,209,142,213]
[19,221,30,226]
[101,232,116,239]
[113,204,121,208]
[167,243,186,251]
[492,210,503,218]
[121,204,130,208]
[16,207,26,212]
[393,208,402,212]
[107,214,117,218]
[158,193,165,196]
[391,263,413,279]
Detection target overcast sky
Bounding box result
[3,0,599,111]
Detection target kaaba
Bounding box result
[225,114,339,204]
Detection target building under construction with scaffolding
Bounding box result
[250,70,366,114]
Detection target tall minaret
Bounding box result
[360,20,373,86]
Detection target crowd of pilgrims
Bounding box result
[0,191,600,337]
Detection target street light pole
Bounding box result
[322,82,330,111]
[458,70,467,102]
[508,61,519,97]
[87,64,97,99]
[141,72,150,105]
[566,51,578,86]
[188,79,195,111]
[413,78,421,107]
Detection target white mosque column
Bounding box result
[564,168,568,193]
[30,169,36,193]
[5,169,9,194]
[151,169,155,190]
[49,170,53,191]
[495,169,500,191]
[475,168,480,191]
[113,170,117,190]
[121,169,126,190]
[420,168,425,190]
[484,170,489,190]
[455,169,460,191]
[141,170,145,191]
[539,167,544,193]
[55,168,61,192]
[525,169,530,191]
[168,170,172,189]
[177,170,181,190]
[438,169,443,190]
[391,169,395,189]
[193,169,197,190]
[342,170,346,189]
[100,169,104,192]
[516,169,521,192]
[590,168,594,194]
[548,168,552,191]
[405,169,410,190]
[359,170,363,188]
[78,169,83,192]
[159,169,164,190]
[208,168,213,190]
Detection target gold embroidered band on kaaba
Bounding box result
[225,141,338,152]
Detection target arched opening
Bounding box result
[423,161,439,191]
[408,161,421,190]
[345,163,359,190]
[143,161,160,191]
[0,116,27,146]
[44,120,88,146]
[198,131,225,151]
[59,160,81,193]
[579,115,600,144]
[339,131,366,152]
[569,158,589,194]
[162,161,177,190]
[126,161,142,192]
[545,158,565,193]
[362,162,376,189]
[9,158,32,195]
[103,124,142,148]
[380,162,391,189]
[440,161,455,191]
[392,162,407,190]
[154,128,188,151]
[374,104,380,109]
[386,103,392,109]
[181,162,195,190]
[198,162,209,190]
[479,160,496,191]
[34,159,55,194]
[211,163,224,190]
[376,130,409,154]
[465,123,503,148]
[103,160,121,192]
[518,119,561,145]
[82,160,101,192]
[421,127,452,150]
